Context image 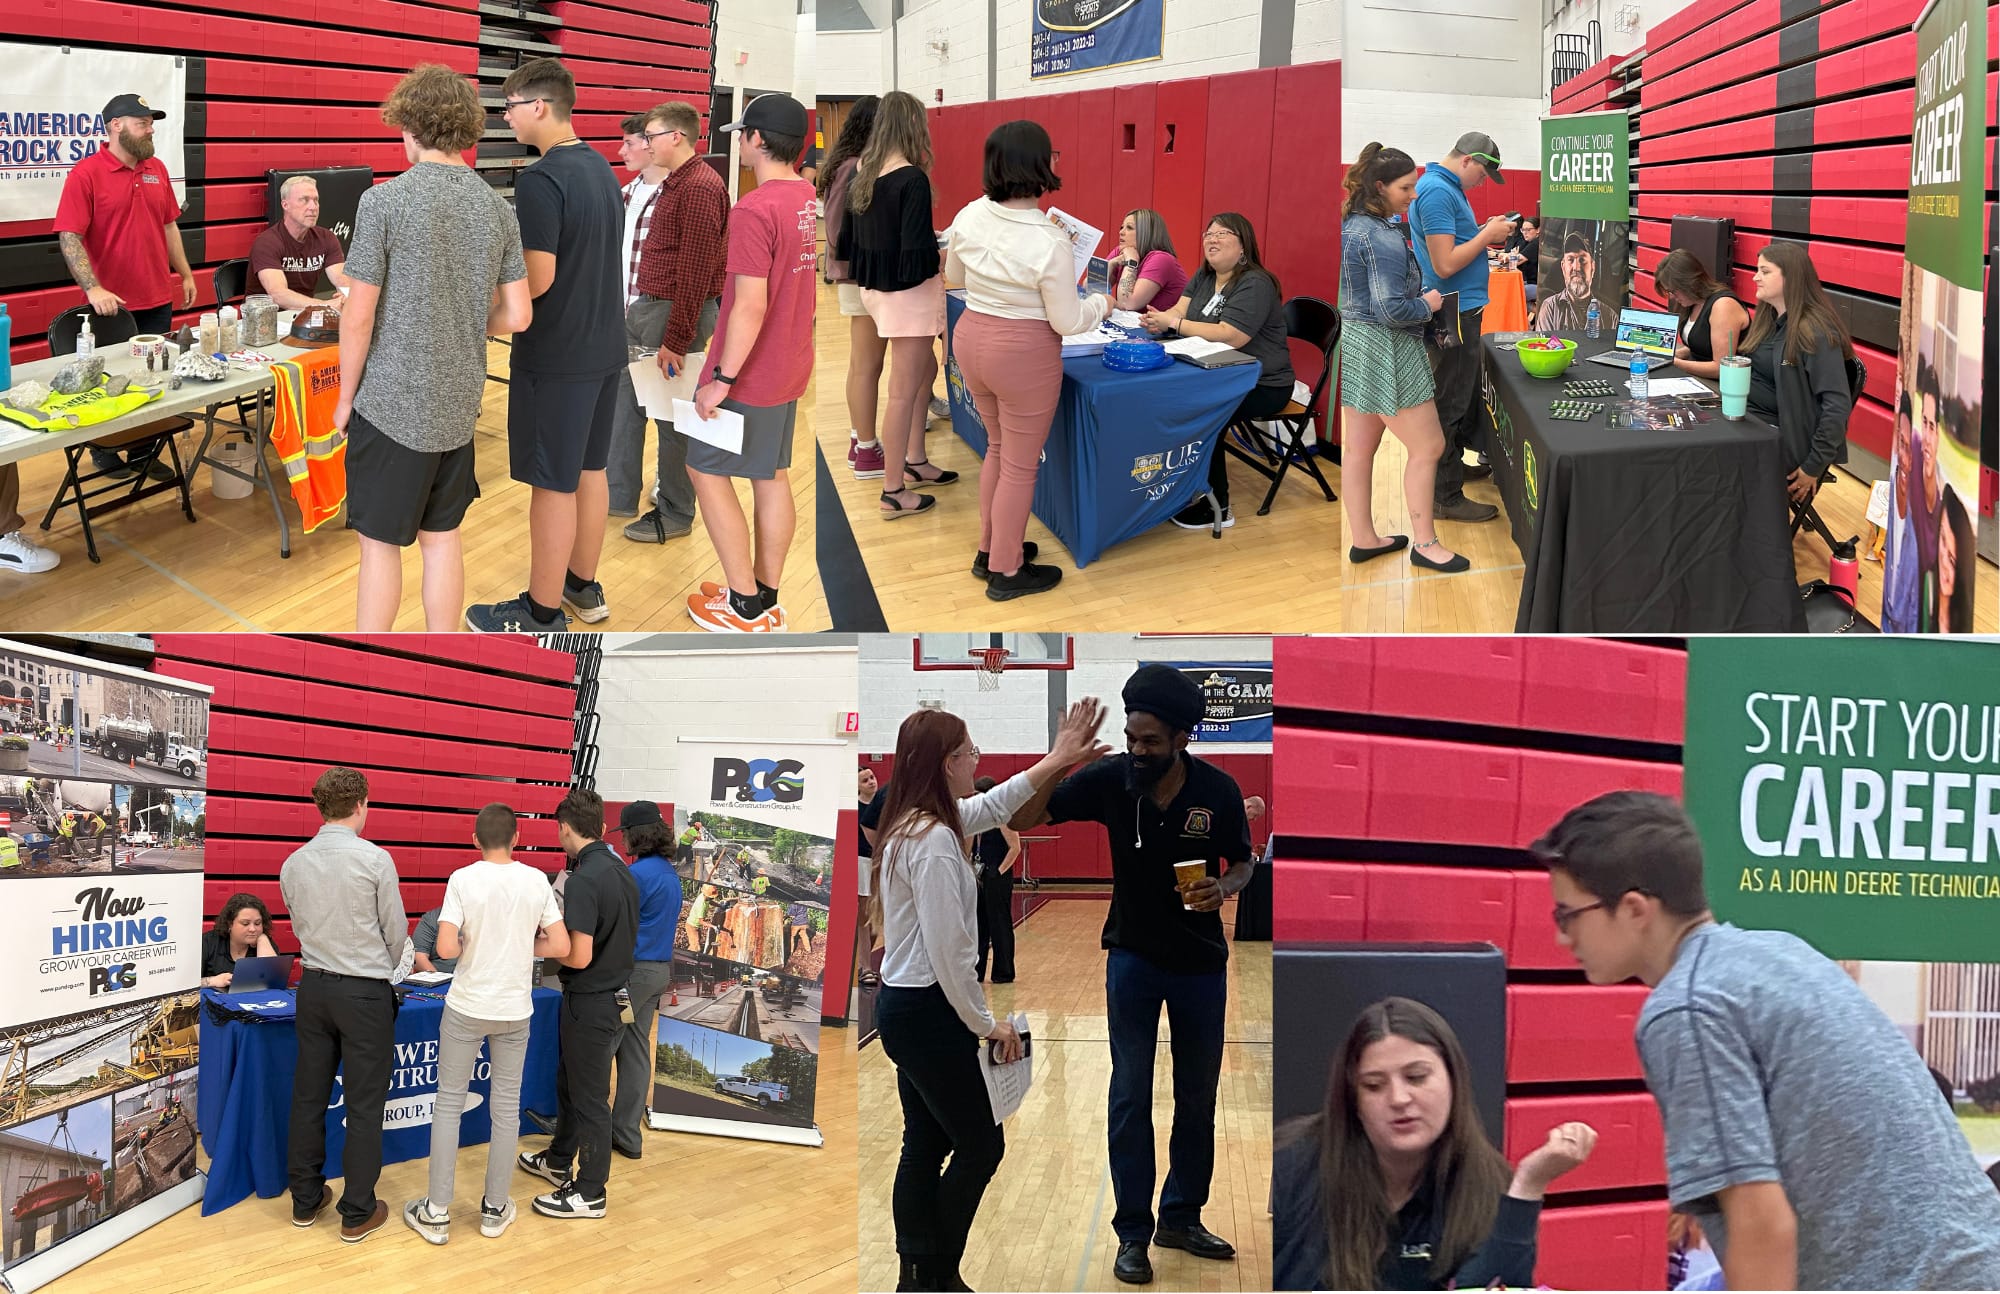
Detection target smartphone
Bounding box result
[989,1031,1033,1064]
[1503,211,1522,223]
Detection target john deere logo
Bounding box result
[1131,453,1164,483]
[1523,441,1540,512]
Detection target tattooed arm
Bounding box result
[59,232,124,315]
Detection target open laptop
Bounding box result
[1082,254,1113,297]
[228,954,295,993]
[1586,308,1679,371]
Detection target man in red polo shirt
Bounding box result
[53,92,196,480]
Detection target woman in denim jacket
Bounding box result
[1340,143,1468,573]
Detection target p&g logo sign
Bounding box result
[711,757,806,805]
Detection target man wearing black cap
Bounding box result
[1010,664,1253,1284]
[53,93,193,482]
[1409,131,1519,523]
[1534,225,1606,333]
[610,799,680,1159]
[684,93,817,633]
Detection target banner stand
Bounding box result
[0,1155,202,1294]
[648,1111,824,1148]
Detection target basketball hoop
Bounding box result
[971,647,1012,692]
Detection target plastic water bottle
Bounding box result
[77,316,93,358]
[1585,301,1601,340]
[0,303,11,394]
[1629,350,1649,400]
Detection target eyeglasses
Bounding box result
[950,746,982,761]
[643,128,684,143]
[1204,229,1239,242]
[1550,899,1609,933]
[501,97,546,114]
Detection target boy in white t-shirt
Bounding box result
[404,804,568,1244]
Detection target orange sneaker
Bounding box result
[693,583,788,629]
[686,589,784,632]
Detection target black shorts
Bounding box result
[508,369,621,491]
[344,411,481,546]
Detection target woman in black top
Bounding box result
[838,89,956,520]
[201,892,279,988]
[1504,217,1541,300]
[1272,998,1596,1291]
[1655,247,1751,380]
[1742,242,1855,506]
[969,776,1020,983]
[1140,212,1295,531]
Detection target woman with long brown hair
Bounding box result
[875,699,1111,1292]
[820,96,889,480]
[1741,241,1856,506]
[1272,998,1597,1291]
[1654,247,1750,380]
[838,89,955,519]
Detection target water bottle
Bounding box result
[0,303,11,394]
[77,316,94,358]
[1585,301,1601,340]
[1629,350,1648,400]
[1829,537,1859,600]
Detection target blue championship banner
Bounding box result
[1148,662,1274,743]
[1031,0,1163,80]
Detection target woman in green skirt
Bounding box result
[1339,143,1468,573]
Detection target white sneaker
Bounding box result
[479,1197,516,1239]
[0,530,58,574]
[402,1198,449,1245]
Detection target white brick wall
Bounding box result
[591,644,861,803]
[1293,0,1342,64]
[1546,0,1696,65]
[1342,0,1544,166]
[820,29,896,97]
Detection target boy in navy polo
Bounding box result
[1011,664,1252,1285]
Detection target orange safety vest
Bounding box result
[267,349,348,533]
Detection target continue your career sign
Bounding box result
[1687,638,2000,961]
[1535,112,1631,332]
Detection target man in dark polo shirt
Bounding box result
[53,91,194,481]
[1011,664,1252,1285]
[249,175,350,312]
[518,788,638,1219]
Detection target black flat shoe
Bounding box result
[971,541,1038,579]
[1153,1223,1236,1260]
[1348,535,1408,564]
[880,489,936,520]
[1410,541,1470,573]
[1113,1241,1154,1284]
[905,461,960,486]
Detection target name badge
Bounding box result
[1182,808,1211,837]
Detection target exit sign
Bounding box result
[840,711,860,734]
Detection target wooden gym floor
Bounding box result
[813,280,1342,633]
[47,1032,858,1294]
[1338,420,1998,635]
[0,342,826,632]
[858,896,1273,1293]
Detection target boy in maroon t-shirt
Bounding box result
[685,95,817,633]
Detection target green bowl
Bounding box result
[1517,336,1577,378]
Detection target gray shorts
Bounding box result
[686,398,797,481]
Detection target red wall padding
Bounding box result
[1277,635,1686,1290]
[150,633,586,951]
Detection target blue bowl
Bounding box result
[1102,339,1172,372]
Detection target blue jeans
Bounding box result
[1105,947,1227,1243]
[92,304,174,471]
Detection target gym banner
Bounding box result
[1535,112,1631,333]
[0,641,209,1294]
[0,44,187,223]
[654,738,845,1148]
[1146,662,1274,743]
[1686,637,2000,963]
[1031,0,1163,80]
[1885,0,1986,632]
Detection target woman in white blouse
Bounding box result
[875,697,1111,1293]
[944,121,1113,602]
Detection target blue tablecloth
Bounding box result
[944,293,1262,567]
[196,985,560,1214]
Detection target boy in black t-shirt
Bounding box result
[1011,665,1252,1285]
[518,789,638,1218]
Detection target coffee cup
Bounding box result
[1173,859,1206,909]
[1718,356,1751,420]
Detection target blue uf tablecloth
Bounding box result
[196,985,560,1214]
[944,293,1261,567]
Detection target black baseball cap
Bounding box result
[719,93,809,140]
[617,800,665,833]
[1454,131,1504,184]
[1563,229,1593,254]
[103,94,166,124]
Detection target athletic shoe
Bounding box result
[624,507,694,544]
[0,530,60,574]
[1171,499,1234,530]
[402,1198,449,1245]
[516,1149,567,1186]
[852,441,885,479]
[928,396,951,421]
[562,579,610,624]
[465,593,570,634]
[692,582,789,629]
[971,541,1038,580]
[847,430,857,464]
[531,1183,606,1219]
[687,589,782,633]
[479,1198,516,1239]
[986,561,1063,601]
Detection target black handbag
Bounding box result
[1798,580,1879,634]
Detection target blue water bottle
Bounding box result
[0,302,11,393]
[1629,349,1649,400]
[1585,300,1601,340]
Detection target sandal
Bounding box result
[1410,538,1470,573]
[1348,535,1409,564]
[904,459,960,487]
[879,489,936,520]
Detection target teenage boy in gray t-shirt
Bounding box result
[336,62,531,633]
[1534,791,2000,1291]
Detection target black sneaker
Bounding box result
[1171,499,1234,530]
[1434,495,1499,522]
[561,579,610,624]
[971,541,1038,580]
[986,561,1063,601]
[90,451,134,481]
[516,1149,566,1186]
[466,593,570,634]
[531,1182,606,1219]
[624,507,693,544]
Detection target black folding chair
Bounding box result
[212,258,251,306]
[1222,296,1341,516]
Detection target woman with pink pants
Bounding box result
[944,121,1112,601]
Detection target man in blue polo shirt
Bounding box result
[1409,131,1518,522]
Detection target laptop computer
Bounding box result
[1082,255,1113,297]
[1586,308,1679,371]
[228,954,296,992]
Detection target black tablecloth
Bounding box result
[1234,855,1272,942]
[1484,335,1803,632]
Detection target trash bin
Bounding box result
[208,436,256,500]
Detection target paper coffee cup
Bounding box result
[1173,859,1206,909]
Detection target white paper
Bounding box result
[1646,376,1711,398]
[403,970,453,985]
[1866,478,1892,528]
[672,398,745,455]
[1108,309,1144,329]
[980,1011,1034,1124]
[1163,336,1237,359]
[1045,206,1105,285]
[631,348,705,420]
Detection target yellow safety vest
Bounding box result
[0,836,19,868]
[267,350,348,534]
[0,379,162,431]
